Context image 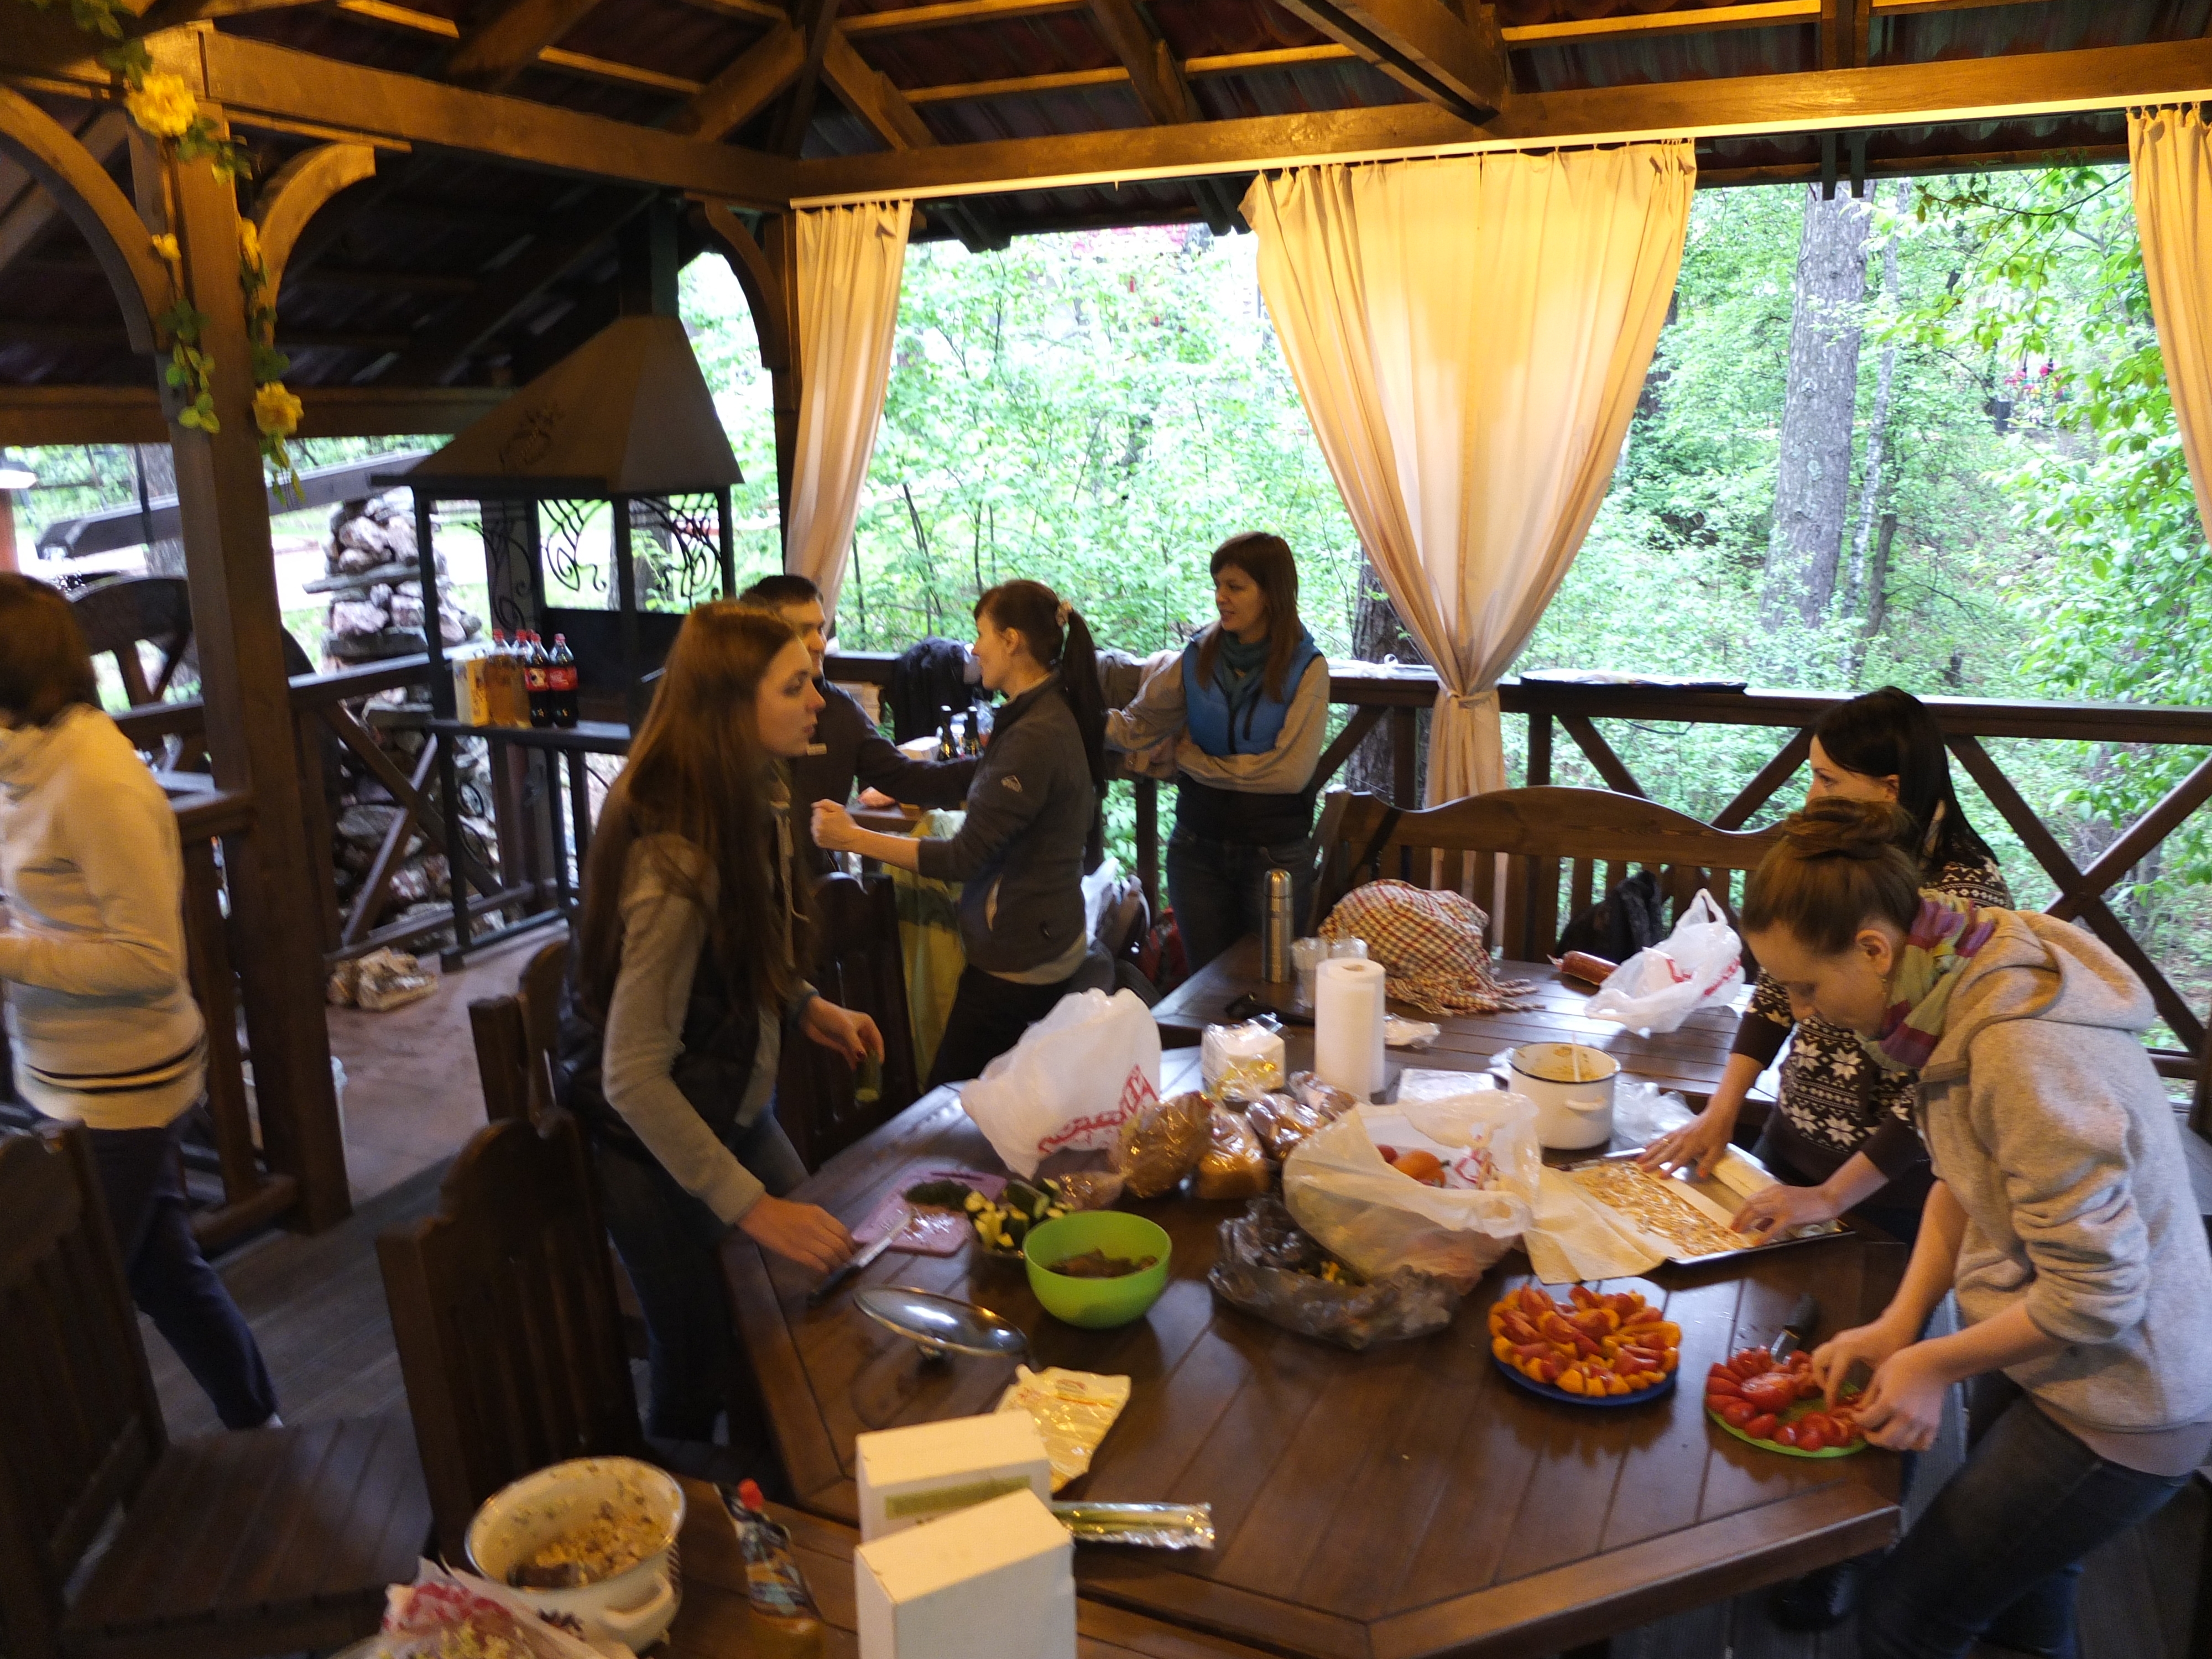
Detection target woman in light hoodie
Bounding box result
[0,575,276,1428]
[1740,796,2212,1659]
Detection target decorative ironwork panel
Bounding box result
[630,494,725,613]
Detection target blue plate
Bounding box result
[1492,1353,1677,1407]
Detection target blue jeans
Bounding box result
[1858,1373,2189,1658]
[90,1120,278,1430]
[1166,829,1313,975]
[592,1109,808,1441]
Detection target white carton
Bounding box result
[854,1488,1075,1659]
[856,1411,1053,1541]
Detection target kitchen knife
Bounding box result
[1770,1292,1819,1362]
[807,1206,905,1307]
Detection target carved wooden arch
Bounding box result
[252,140,377,301]
[694,199,790,374]
[0,87,170,353]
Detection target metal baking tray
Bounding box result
[1562,1147,1850,1266]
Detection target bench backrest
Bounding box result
[1311,786,1783,961]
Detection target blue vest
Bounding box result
[1175,629,1322,845]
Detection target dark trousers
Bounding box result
[88,1120,278,1431]
[1166,829,1314,974]
[1858,1373,2189,1658]
[925,965,1077,1088]
[593,1110,808,1442]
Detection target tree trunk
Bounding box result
[1345,553,1426,802]
[135,444,188,576]
[1860,510,1898,645]
[1760,186,1875,630]
[1845,182,1910,630]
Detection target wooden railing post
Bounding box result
[1134,776,1159,916]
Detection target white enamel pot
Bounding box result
[465,1457,685,1657]
[1499,1042,1620,1151]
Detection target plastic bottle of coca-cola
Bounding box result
[547,634,579,729]
[520,631,553,727]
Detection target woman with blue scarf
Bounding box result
[1108,533,1328,972]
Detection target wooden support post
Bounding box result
[1391,706,1417,806]
[1527,709,1552,788]
[1134,775,1158,917]
[144,127,348,1228]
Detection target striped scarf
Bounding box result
[1860,890,1999,1072]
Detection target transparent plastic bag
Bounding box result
[1194,1105,1271,1200]
[1580,889,1744,1035]
[1206,1195,1461,1350]
[1281,1095,1538,1293]
[1114,1089,1209,1198]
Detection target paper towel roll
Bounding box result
[1314,957,1387,1101]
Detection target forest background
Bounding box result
[17,165,2210,1036]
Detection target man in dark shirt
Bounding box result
[739,575,975,873]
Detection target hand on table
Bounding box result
[811,799,860,852]
[801,997,883,1067]
[1639,1108,1735,1179]
[739,1196,854,1274]
[1731,1181,1841,1239]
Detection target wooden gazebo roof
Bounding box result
[5,0,2210,444]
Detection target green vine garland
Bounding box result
[23,0,301,494]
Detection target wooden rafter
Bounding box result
[813,28,1008,249]
[774,0,846,156]
[788,33,2212,202]
[447,0,606,91]
[672,20,806,139]
[375,189,649,384]
[0,18,794,205]
[1081,0,1239,232]
[1244,0,1507,120]
[332,1,701,97]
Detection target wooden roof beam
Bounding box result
[814,28,1009,251]
[672,19,806,139]
[1,16,792,205]
[0,384,510,445]
[773,0,846,156]
[1260,0,1507,121]
[787,31,2212,202]
[447,0,606,92]
[1082,0,1237,232]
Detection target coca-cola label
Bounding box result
[549,665,578,692]
[524,664,550,692]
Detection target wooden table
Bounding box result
[1152,935,1752,1108]
[727,1083,1906,1659]
[664,1480,1273,1659]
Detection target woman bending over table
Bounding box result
[0,575,278,1431]
[813,580,1108,1088]
[1106,533,1328,972]
[559,602,878,1442]
[1645,687,2010,1244]
[1743,797,2212,1659]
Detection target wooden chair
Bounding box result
[377,1109,644,1561]
[0,1129,429,1659]
[1310,785,1784,961]
[67,576,192,708]
[466,932,571,1123]
[777,872,919,1170]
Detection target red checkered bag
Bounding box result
[1319,880,1537,1016]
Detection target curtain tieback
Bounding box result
[1436,687,1499,718]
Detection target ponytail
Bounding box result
[1742,797,1924,956]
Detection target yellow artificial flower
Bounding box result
[253,380,302,439]
[150,233,181,265]
[237,220,262,270]
[126,72,199,141]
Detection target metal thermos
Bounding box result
[1262,868,1293,983]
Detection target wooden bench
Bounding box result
[1311,784,1783,958]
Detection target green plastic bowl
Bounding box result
[1022,1212,1171,1329]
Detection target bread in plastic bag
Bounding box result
[1282,1094,1539,1292]
[1288,1070,1360,1119]
[1207,1195,1459,1350]
[1194,1105,1271,1201]
[1115,1089,1209,1197]
[1244,1091,1327,1161]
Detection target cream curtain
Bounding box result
[2130,107,2212,545]
[785,200,912,615]
[1244,144,1694,802]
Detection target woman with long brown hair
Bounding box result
[1106,532,1328,971]
[559,602,878,1442]
[812,579,1107,1086]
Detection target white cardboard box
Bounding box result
[854,1488,1076,1659]
[855,1412,1052,1541]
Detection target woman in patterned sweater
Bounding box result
[1643,688,2009,1245]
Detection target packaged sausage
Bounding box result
[1288,1071,1359,1121]
[1194,1105,1272,1201]
[1114,1090,1210,1198]
[1245,1092,1328,1162]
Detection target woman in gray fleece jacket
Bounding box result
[812,579,1108,1087]
[1741,797,2212,1659]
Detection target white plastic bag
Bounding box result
[958,988,1162,1177]
[1281,1095,1538,1292]
[1581,888,1744,1035]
